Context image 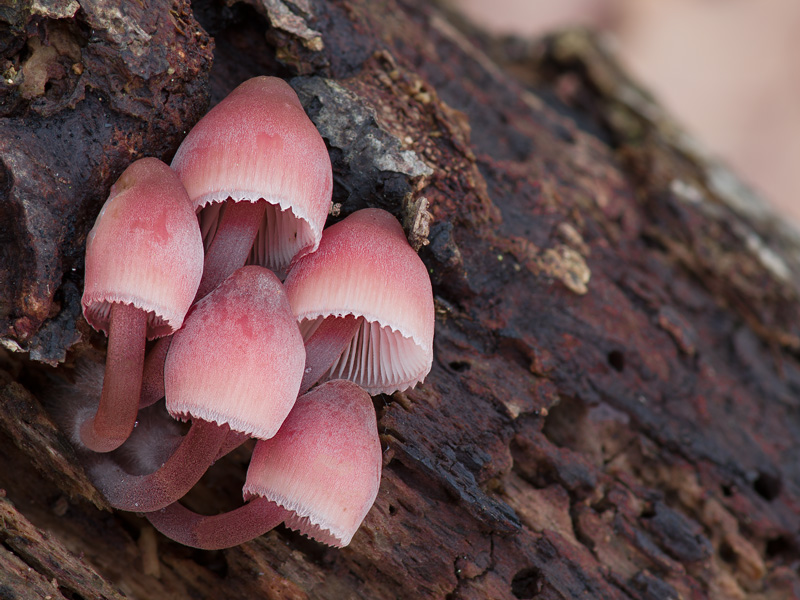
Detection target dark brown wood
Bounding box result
[2,1,800,599]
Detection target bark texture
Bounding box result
[2,1,800,599]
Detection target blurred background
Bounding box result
[452,0,800,224]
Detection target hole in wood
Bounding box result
[541,395,586,451]
[753,471,782,501]
[607,350,625,372]
[719,540,737,564]
[639,503,656,519]
[511,566,543,598]
[765,535,797,561]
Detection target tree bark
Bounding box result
[2,1,800,599]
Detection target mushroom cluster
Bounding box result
[71,77,434,550]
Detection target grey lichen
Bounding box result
[292,77,432,216]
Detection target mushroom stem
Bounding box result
[80,303,147,453]
[146,496,290,550]
[90,419,229,512]
[215,431,251,461]
[140,336,172,409]
[195,201,267,300]
[299,315,361,395]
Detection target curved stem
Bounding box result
[146,496,289,550]
[90,419,228,512]
[195,200,266,300]
[215,430,251,461]
[80,303,147,452]
[300,315,361,395]
[140,335,172,409]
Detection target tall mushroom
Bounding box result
[80,158,203,452]
[146,380,382,550]
[284,208,435,395]
[171,76,332,297]
[90,266,306,512]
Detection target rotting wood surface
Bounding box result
[2,1,800,599]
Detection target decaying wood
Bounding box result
[2,1,800,598]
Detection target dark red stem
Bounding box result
[90,419,229,512]
[139,335,172,408]
[215,430,251,461]
[80,303,147,452]
[146,496,290,550]
[299,315,361,395]
[195,200,266,300]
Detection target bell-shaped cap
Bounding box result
[243,380,382,547]
[82,157,203,339]
[171,76,332,274]
[284,208,434,394]
[165,266,305,439]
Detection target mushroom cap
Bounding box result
[171,76,332,274]
[165,266,305,440]
[243,379,381,547]
[284,208,434,394]
[82,157,203,339]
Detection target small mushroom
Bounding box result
[146,380,382,549]
[80,158,203,452]
[285,208,435,394]
[171,76,332,296]
[90,266,305,512]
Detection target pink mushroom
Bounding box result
[146,380,382,550]
[171,76,332,297]
[91,266,305,512]
[80,157,203,452]
[284,208,435,395]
